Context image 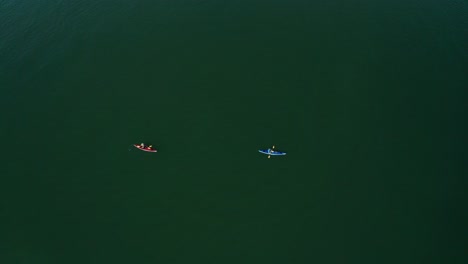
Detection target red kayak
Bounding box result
[133,144,157,153]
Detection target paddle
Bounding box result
[268,145,275,159]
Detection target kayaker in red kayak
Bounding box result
[133,143,157,152]
[138,143,153,150]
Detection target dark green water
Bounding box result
[1,1,466,263]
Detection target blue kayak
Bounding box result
[258,148,286,156]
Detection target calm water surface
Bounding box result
[1,1,466,263]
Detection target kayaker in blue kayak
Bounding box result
[258,145,285,158]
[269,146,275,154]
